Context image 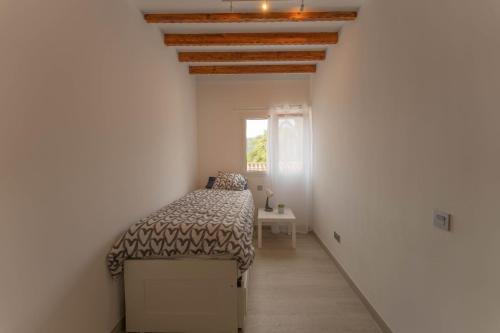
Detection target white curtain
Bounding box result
[268,105,312,233]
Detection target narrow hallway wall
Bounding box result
[0,0,198,332]
[311,1,500,332]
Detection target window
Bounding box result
[245,118,268,172]
[278,115,304,173]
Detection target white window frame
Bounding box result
[242,114,270,175]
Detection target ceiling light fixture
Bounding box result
[261,0,269,11]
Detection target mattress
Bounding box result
[107,189,255,278]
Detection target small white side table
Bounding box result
[257,208,296,249]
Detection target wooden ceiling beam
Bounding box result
[178,50,326,62]
[189,64,317,75]
[145,11,357,23]
[165,32,338,46]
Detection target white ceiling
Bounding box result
[131,0,364,75]
[148,21,346,34]
[133,0,364,13]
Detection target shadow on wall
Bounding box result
[246,174,272,210]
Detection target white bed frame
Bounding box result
[124,258,248,333]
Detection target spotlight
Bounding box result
[262,0,269,11]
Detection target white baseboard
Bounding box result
[311,231,393,333]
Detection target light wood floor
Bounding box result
[119,230,382,333]
[244,230,382,333]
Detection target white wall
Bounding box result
[0,1,197,332]
[196,75,310,229]
[311,1,500,332]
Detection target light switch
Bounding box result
[433,210,451,231]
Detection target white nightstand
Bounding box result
[257,208,296,249]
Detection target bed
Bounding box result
[107,186,255,333]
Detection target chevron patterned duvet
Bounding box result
[107,189,255,278]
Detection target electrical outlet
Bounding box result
[257,185,263,191]
[433,210,451,231]
[334,232,341,243]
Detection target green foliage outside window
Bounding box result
[247,132,267,163]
